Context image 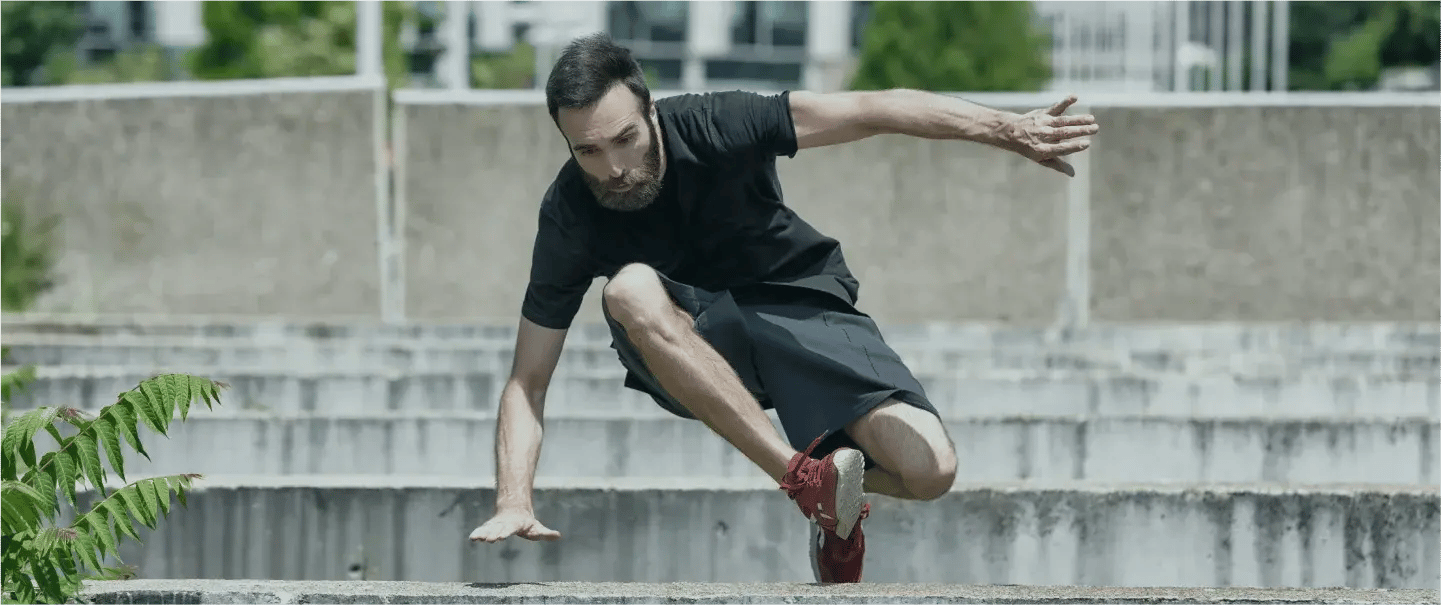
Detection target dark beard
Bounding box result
[584,117,664,212]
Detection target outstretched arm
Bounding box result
[789,89,1099,177]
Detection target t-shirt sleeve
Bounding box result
[705,90,800,162]
[520,199,595,330]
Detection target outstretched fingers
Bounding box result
[1048,94,1079,116]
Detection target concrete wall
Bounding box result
[5,88,1435,324]
[40,413,1439,484]
[1,83,385,317]
[399,99,1440,325]
[76,479,1440,588]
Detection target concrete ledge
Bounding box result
[70,479,1439,588]
[41,413,1438,484]
[10,366,1436,419]
[75,580,1441,604]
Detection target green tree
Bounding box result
[1289,1,1439,90]
[0,1,83,86]
[849,1,1051,92]
[187,1,412,84]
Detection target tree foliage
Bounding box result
[0,1,83,86]
[849,1,1051,92]
[1,372,226,604]
[1289,1,1439,90]
[187,1,413,84]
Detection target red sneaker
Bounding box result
[810,510,869,583]
[780,434,868,582]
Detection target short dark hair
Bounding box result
[545,32,652,124]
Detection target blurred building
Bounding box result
[68,0,1440,93]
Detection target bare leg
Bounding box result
[863,466,915,499]
[605,264,796,482]
[846,400,958,501]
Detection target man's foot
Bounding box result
[780,434,869,582]
[810,515,868,583]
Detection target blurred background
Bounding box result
[0,0,1437,593]
[1,1,1438,93]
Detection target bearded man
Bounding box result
[469,32,1099,583]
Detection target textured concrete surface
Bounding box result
[9,365,1434,419]
[1090,106,1440,322]
[6,98,1435,323]
[68,478,1440,588]
[5,329,1436,375]
[35,412,1439,484]
[4,315,1433,352]
[1,92,385,317]
[76,579,1441,604]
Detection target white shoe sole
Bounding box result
[830,448,866,540]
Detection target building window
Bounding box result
[850,1,873,50]
[608,1,688,44]
[731,1,807,48]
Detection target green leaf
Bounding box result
[138,477,164,520]
[70,528,103,572]
[148,476,171,517]
[77,511,118,561]
[93,413,126,483]
[2,406,65,473]
[138,378,172,428]
[121,390,165,436]
[0,480,47,535]
[103,499,141,542]
[116,486,154,530]
[109,403,149,461]
[72,428,108,497]
[53,450,79,509]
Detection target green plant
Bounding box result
[849,1,1051,92]
[1,372,226,604]
[1,197,58,313]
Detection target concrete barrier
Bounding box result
[37,412,1438,484]
[9,366,1435,419]
[5,314,1436,350]
[69,477,1439,588]
[74,579,1441,604]
[0,79,387,318]
[395,95,1440,324]
[3,329,1436,375]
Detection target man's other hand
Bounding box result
[1008,95,1100,177]
[468,510,562,543]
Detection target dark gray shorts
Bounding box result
[603,271,939,465]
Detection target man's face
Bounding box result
[556,84,664,212]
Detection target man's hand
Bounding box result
[468,509,561,543]
[1006,95,1099,177]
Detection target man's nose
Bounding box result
[606,159,625,180]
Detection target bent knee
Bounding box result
[905,449,957,500]
[603,264,682,333]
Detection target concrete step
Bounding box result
[5,314,1433,353]
[69,477,1439,588]
[7,365,1436,419]
[3,334,1437,377]
[75,580,1441,604]
[36,413,1439,485]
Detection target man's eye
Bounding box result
[579,149,597,156]
[617,137,632,145]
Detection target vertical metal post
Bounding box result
[1208,1,1223,91]
[440,0,471,89]
[1271,0,1289,91]
[355,0,383,81]
[1251,0,1269,91]
[1227,1,1243,90]
[1172,0,1190,92]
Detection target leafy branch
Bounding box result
[1,372,226,604]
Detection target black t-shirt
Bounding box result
[521,90,860,330]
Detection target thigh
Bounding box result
[739,294,938,459]
[605,271,767,416]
